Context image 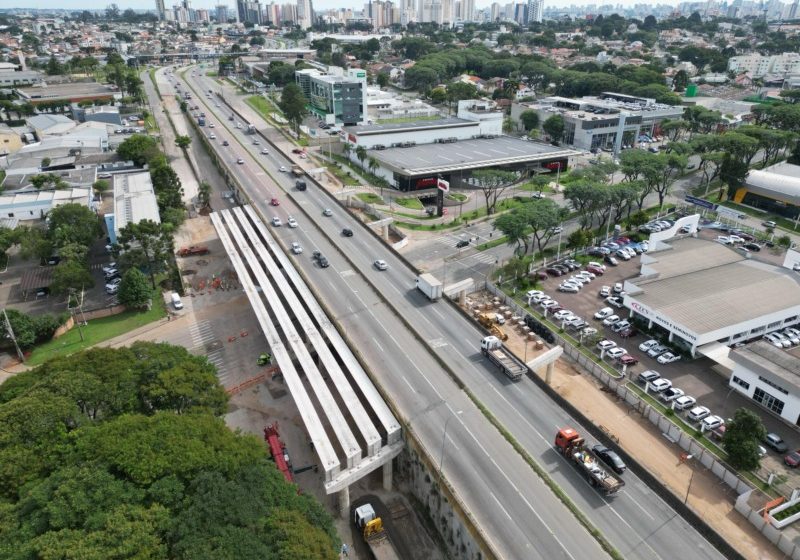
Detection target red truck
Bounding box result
[177,245,210,257]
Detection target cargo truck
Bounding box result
[291,165,304,177]
[554,427,625,496]
[246,124,256,133]
[481,336,525,381]
[415,273,443,301]
[354,503,401,560]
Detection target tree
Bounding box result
[150,164,184,211]
[494,212,530,254]
[471,169,518,215]
[519,110,540,132]
[197,181,211,209]
[175,135,191,150]
[376,72,390,88]
[118,220,174,289]
[355,145,367,170]
[48,203,102,248]
[279,83,308,134]
[50,261,95,295]
[118,268,151,308]
[524,199,567,256]
[722,408,766,471]
[117,134,160,166]
[0,309,65,350]
[45,55,64,75]
[543,114,565,144]
[672,70,689,92]
[367,157,379,177]
[566,229,591,251]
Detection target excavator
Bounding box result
[477,313,508,341]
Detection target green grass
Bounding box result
[26,288,167,366]
[205,71,218,77]
[328,164,360,186]
[245,95,277,122]
[0,169,5,185]
[447,193,467,202]
[357,192,383,204]
[394,197,424,210]
[375,115,441,124]
[144,114,158,133]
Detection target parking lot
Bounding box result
[525,226,800,483]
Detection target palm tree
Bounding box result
[342,141,352,161]
[367,156,379,177]
[355,145,367,170]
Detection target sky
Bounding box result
[10,0,681,12]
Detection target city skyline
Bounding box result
[4,0,685,14]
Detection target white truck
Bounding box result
[480,336,526,381]
[354,503,401,560]
[416,273,443,301]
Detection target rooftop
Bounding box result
[113,172,160,232]
[370,137,578,176]
[745,161,800,206]
[630,238,800,336]
[16,82,119,101]
[346,118,474,135]
[731,341,800,390]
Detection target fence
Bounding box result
[480,279,800,558]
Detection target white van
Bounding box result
[171,292,184,310]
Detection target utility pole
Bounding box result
[2,309,24,363]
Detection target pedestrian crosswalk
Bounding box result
[469,251,498,265]
[206,348,229,382]
[188,320,215,348]
[187,320,229,381]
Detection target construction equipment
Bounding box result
[257,353,271,366]
[353,503,401,560]
[177,245,209,257]
[554,427,625,496]
[478,313,507,340]
[263,423,294,484]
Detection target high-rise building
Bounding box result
[296,67,367,125]
[297,0,314,28]
[490,2,500,20]
[441,0,454,23]
[790,0,799,19]
[461,0,474,21]
[215,4,229,21]
[155,0,167,20]
[526,0,542,23]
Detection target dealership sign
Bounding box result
[630,300,697,342]
[684,195,717,210]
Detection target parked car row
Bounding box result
[763,328,800,349]
[638,219,675,234]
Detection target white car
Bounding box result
[639,339,659,352]
[526,290,543,301]
[271,216,282,227]
[594,307,613,320]
[209,133,216,139]
[702,415,724,431]
[773,332,793,347]
[728,235,744,244]
[716,235,732,245]
[602,314,621,326]
[598,285,611,297]
[261,148,269,154]
[606,296,624,308]
[659,387,685,402]
[541,300,559,310]
[611,320,631,333]
[567,275,589,286]
[559,283,580,293]
[673,395,697,410]
[290,242,303,254]
[553,309,574,320]
[687,406,711,422]
[606,347,627,360]
[279,165,287,172]
[649,378,672,392]
[588,261,607,271]
[576,270,595,280]
[106,284,119,295]
[784,327,800,344]
[613,283,623,294]
[102,262,117,274]
[657,352,681,364]
[597,340,617,352]
[764,333,786,348]
[208,123,215,128]
[581,327,598,337]
[287,217,298,228]
[374,259,388,271]
[647,344,669,358]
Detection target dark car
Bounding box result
[222,140,229,146]
[532,270,549,281]
[592,444,627,474]
[456,239,469,248]
[618,354,639,366]
[604,255,619,266]
[546,267,563,277]
[743,242,761,252]
[785,450,800,468]
[586,265,604,276]
[553,264,570,274]
[342,228,354,237]
[618,327,638,339]
[318,257,330,268]
[46,256,60,266]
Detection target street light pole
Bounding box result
[439,410,463,478]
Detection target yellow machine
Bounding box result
[353,503,401,560]
[478,314,508,340]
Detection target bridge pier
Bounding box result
[381,224,389,240]
[383,459,393,491]
[339,486,350,518]
[545,362,554,384]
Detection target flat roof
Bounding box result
[345,118,474,135]
[731,341,800,390]
[631,239,800,335]
[16,82,118,101]
[745,162,800,206]
[370,136,578,176]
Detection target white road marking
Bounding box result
[371,337,384,352]
[402,375,416,392]
[490,491,514,521]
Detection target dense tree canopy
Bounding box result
[0,343,338,559]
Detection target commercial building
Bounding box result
[0,188,92,221]
[727,342,800,427]
[728,53,800,78]
[295,67,367,125]
[366,88,440,121]
[511,92,684,154]
[0,70,42,87]
[733,162,800,219]
[15,82,122,105]
[0,124,22,156]
[104,172,161,245]
[344,100,577,191]
[71,105,122,126]
[622,236,800,356]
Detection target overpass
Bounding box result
[211,205,402,512]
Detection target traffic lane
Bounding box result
[270,205,601,560]
[183,70,708,556]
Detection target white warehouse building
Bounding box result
[621,236,800,356]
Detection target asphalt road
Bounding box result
[176,67,727,560]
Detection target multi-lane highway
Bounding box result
[169,66,728,560]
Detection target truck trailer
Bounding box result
[554,427,625,496]
[354,503,401,560]
[415,273,443,301]
[480,336,525,381]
